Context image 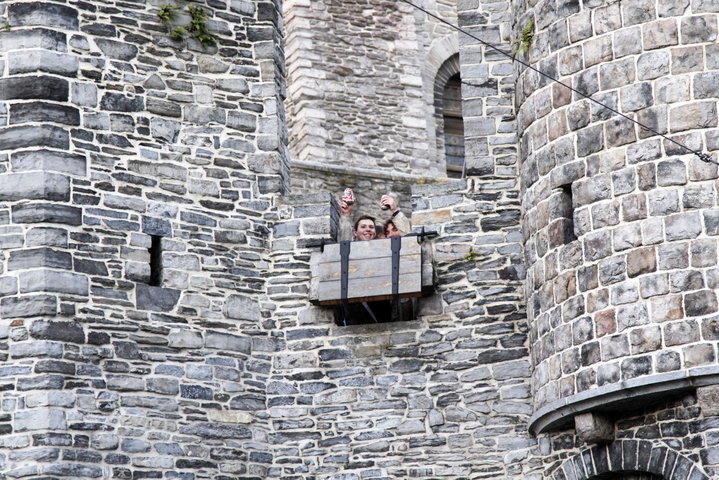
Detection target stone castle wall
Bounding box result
[283,0,462,210]
[268,179,535,479]
[0,0,286,476]
[4,0,719,478]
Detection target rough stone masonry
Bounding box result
[1,0,719,479]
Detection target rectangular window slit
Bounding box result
[149,235,163,286]
[559,183,576,243]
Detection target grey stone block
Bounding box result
[29,319,84,343]
[135,284,180,312]
[620,83,653,111]
[665,212,702,240]
[228,111,256,132]
[680,15,718,43]
[15,408,66,432]
[71,81,97,107]
[10,102,80,126]
[146,378,179,395]
[0,76,68,101]
[643,18,678,49]
[694,72,719,99]
[95,38,138,60]
[8,247,72,270]
[168,329,203,349]
[637,51,670,80]
[658,0,689,16]
[576,124,603,157]
[670,102,718,132]
[0,295,57,318]
[106,374,144,391]
[0,28,67,52]
[7,50,78,76]
[91,434,119,450]
[26,227,68,248]
[184,105,226,124]
[0,125,69,150]
[19,270,88,296]
[147,98,182,118]
[9,2,78,30]
[100,92,144,112]
[622,0,656,26]
[150,117,181,143]
[599,58,636,90]
[141,216,171,236]
[0,172,70,202]
[24,391,74,408]
[205,331,251,353]
[685,290,718,316]
[12,203,82,225]
[11,150,86,176]
[179,423,252,439]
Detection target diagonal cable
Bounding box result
[399,0,716,165]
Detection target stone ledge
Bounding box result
[292,159,433,182]
[528,366,719,434]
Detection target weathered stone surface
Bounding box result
[0,76,68,101]
[223,294,261,321]
[9,2,78,30]
[179,423,252,439]
[135,285,180,312]
[0,125,69,150]
[19,270,88,296]
[0,172,70,202]
[11,203,82,225]
[1,295,57,318]
[575,412,614,444]
[7,50,78,76]
[95,38,138,60]
[10,102,80,126]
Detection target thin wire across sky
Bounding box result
[399,0,716,165]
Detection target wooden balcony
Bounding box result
[309,237,434,305]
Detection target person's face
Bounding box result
[354,219,376,240]
[385,222,401,237]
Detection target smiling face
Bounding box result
[354,219,377,240]
[385,221,401,237]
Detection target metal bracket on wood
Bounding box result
[412,226,439,244]
[339,240,351,326]
[339,240,351,301]
[391,235,401,321]
[306,238,329,252]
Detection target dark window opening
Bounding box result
[549,184,576,247]
[149,235,163,286]
[334,299,416,327]
[591,473,663,480]
[443,73,464,178]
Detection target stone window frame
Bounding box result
[421,34,460,176]
[433,53,464,178]
[548,439,709,480]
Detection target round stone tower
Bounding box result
[516,0,719,477]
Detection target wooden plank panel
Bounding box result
[318,272,421,304]
[314,254,421,280]
[309,238,434,304]
[318,239,421,262]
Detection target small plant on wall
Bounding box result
[512,17,534,56]
[158,2,217,48]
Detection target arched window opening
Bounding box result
[443,74,464,178]
[433,54,464,178]
[591,474,663,480]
